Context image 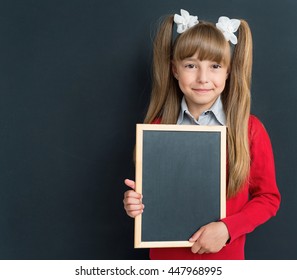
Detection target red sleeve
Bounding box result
[221,115,281,242]
[152,118,161,124]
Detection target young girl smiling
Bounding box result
[123,9,281,260]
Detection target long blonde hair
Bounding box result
[144,15,253,198]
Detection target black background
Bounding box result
[0,0,296,259]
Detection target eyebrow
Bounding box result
[183,57,198,61]
[181,58,200,64]
[182,57,224,65]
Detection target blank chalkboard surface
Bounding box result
[134,124,226,248]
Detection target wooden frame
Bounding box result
[134,124,226,248]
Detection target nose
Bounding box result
[197,68,209,84]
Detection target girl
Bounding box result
[123,9,281,260]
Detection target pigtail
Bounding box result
[144,16,181,124]
[223,20,253,198]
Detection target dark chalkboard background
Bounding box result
[0,0,295,259]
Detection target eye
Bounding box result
[185,64,196,69]
[211,63,222,69]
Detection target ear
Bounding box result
[171,61,179,80]
[225,64,231,80]
[225,71,229,80]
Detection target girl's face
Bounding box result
[172,54,229,119]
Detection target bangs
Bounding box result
[173,22,230,65]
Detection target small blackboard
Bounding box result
[134,124,226,248]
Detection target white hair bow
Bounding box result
[174,9,199,34]
[216,16,241,45]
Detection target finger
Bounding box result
[189,228,203,242]
[127,209,143,218]
[123,197,142,205]
[124,190,142,200]
[124,179,136,190]
[197,248,206,254]
[123,197,144,207]
[191,242,201,254]
[124,203,144,212]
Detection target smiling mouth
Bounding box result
[192,88,212,94]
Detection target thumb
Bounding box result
[189,228,203,242]
[124,179,136,190]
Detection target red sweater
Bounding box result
[149,115,281,260]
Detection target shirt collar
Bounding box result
[177,96,226,125]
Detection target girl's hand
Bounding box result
[123,179,144,218]
[189,222,230,254]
